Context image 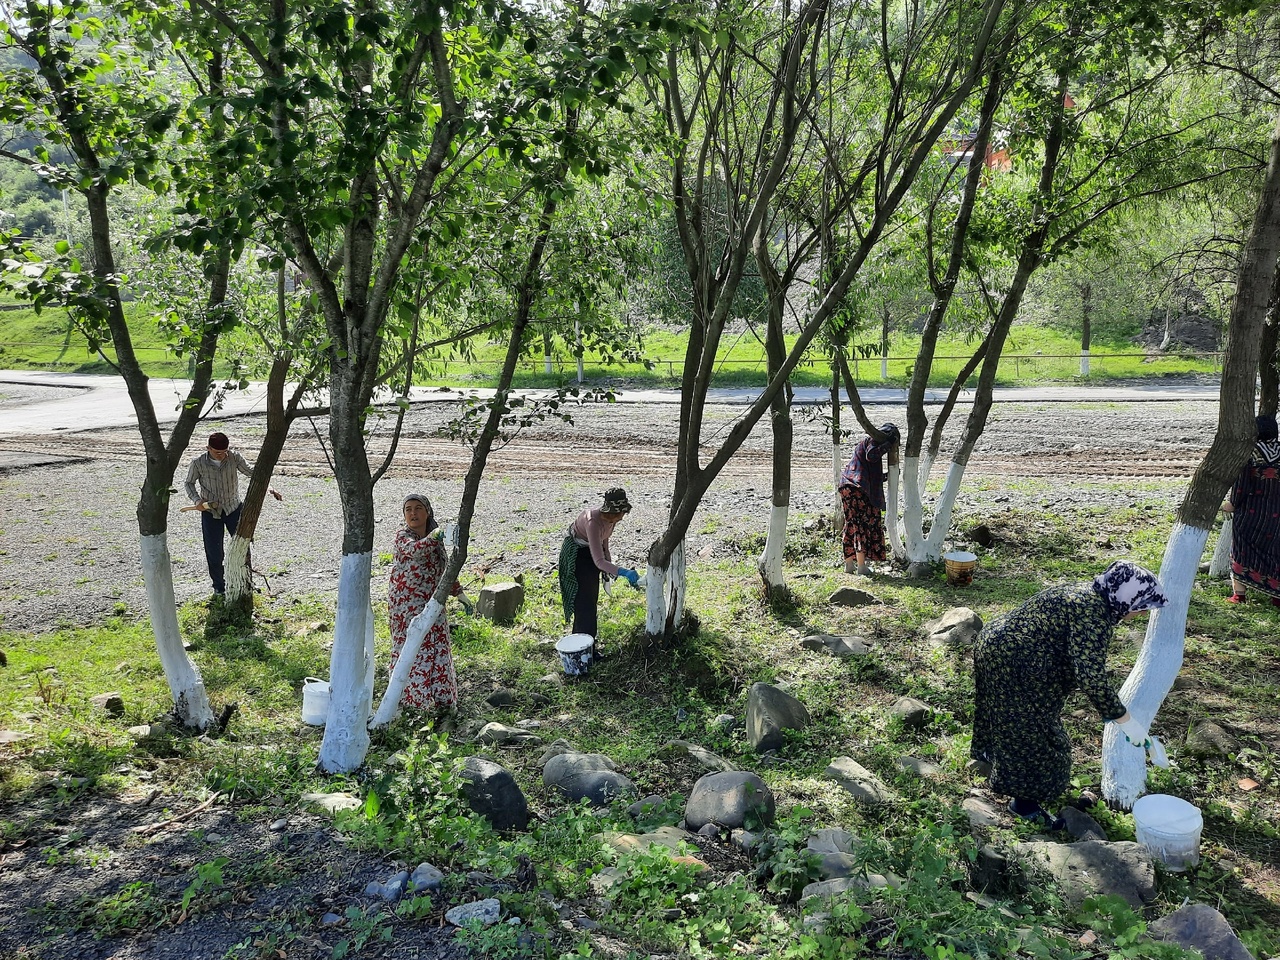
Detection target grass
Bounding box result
[1,488,1277,958]
[1,297,1218,388]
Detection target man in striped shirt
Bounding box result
[184,432,281,595]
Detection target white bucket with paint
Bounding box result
[301,677,331,726]
[555,634,594,676]
[1133,794,1202,871]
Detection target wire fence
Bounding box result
[0,342,1224,384]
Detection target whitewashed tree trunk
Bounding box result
[831,442,842,525]
[224,536,252,605]
[901,454,928,561]
[544,353,553,375]
[1208,515,1233,577]
[758,504,788,590]
[644,563,668,637]
[923,461,967,558]
[1080,349,1090,377]
[881,356,888,379]
[318,552,374,773]
[644,540,686,639]
[370,597,444,727]
[140,534,213,729]
[884,462,904,560]
[1102,523,1208,808]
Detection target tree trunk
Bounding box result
[141,534,212,724]
[1258,261,1279,416]
[756,222,793,598]
[1208,515,1232,577]
[1102,107,1280,808]
[1080,281,1092,377]
[830,362,842,525]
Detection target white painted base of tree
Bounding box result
[1208,515,1232,578]
[759,504,788,591]
[1081,349,1090,377]
[644,540,686,639]
[885,463,904,560]
[371,597,443,727]
[901,455,927,561]
[923,461,967,559]
[140,533,213,729]
[319,551,374,773]
[225,536,252,605]
[832,445,843,525]
[544,355,553,375]
[1102,522,1208,808]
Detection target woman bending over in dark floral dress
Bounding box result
[971,560,1170,828]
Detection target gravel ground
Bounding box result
[0,395,1218,633]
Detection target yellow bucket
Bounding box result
[944,551,978,586]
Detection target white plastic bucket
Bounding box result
[1133,794,1202,871]
[301,677,330,726]
[555,634,594,676]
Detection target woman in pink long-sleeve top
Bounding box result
[558,488,639,647]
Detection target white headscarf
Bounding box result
[1092,561,1168,621]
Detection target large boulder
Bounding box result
[746,683,811,753]
[1013,840,1155,909]
[1185,720,1239,759]
[1148,903,1255,960]
[684,771,776,830]
[656,740,739,773]
[824,757,899,804]
[543,752,636,805]
[924,608,982,650]
[828,587,879,607]
[891,697,931,730]
[476,582,524,625]
[460,757,530,831]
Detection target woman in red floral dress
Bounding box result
[388,494,462,713]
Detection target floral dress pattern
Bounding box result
[971,585,1126,804]
[839,437,889,562]
[388,525,460,712]
[1230,444,1280,598]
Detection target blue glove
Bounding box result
[618,567,640,587]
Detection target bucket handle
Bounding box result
[303,676,328,687]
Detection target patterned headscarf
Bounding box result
[402,493,439,533]
[1091,561,1168,623]
[1256,414,1280,467]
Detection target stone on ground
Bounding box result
[460,757,530,831]
[657,739,739,772]
[627,794,668,819]
[746,683,811,753]
[445,898,501,927]
[962,796,1002,830]
[806,828,860,856]
[1013,840,1155,909]
[684,771,776,830]
[90,691,125,717]
[485,688,517,708]
[365,869,409,901]
[800,872,899,903]
[1185,720,1239,759]
[408,862,445,893]
[1148,903,1255,960]
[1060,806,1106,842]
[828,587,879,607]
[476,582,524,624]
[924,608,982,649]
[898,755,943,778]
[476,722,542,746]
[543,752,636,805]
[799,634,872,658]
[824,757,899,804]
[605,825,693,855]
[302,792,362,817]
[891,697,931,730]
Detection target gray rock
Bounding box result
[967,758,992,778]
[1013,840,1155,909]
[366,870,409,901]
[824,757,899,804]
[476,722,542,746]
[799,634,872,658]
[684,771,776,830]
[627,795,668,819]
[302,792,362,817]
[461,757,530,831]
[1185,720,1239,759]
[806,828,859,855]
[828,587,879,607]
[898,755,943,778]
[269,818,289,832]
[891,697,931,730]
[906,561,931,579]
[730,828,761,854]
[924,608,982,649]
[711,713,737,731]
[1149,903,1255,960]
[800,872,898,902]
[962,797,1002,829]
[971,844,1012,892]
[605,825,693,855]
[657,739,739,772]
[445,898,502,927]
[537,672,564,688]
[485,688,517,708]
[697,822,721,838]
[814,853,861,880]
[477,582,524,624]
[746,683,811,753]
[543,752,636,805]
[1060,806,1106,842]
[320,912,344,927]
[89,691,125,717]
[539,739,574,765]
[409,862,445,893]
